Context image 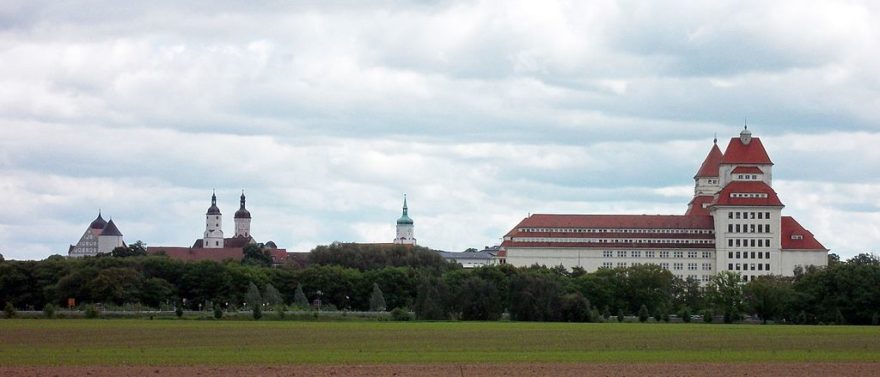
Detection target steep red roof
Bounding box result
[712,181,784,207]
[685,195,714,216]
[781,217,827,250]
[508,214,715,232]
[720,137,773,165]
[694,143,723,178]
[731,166,764,174]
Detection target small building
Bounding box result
[437,246,499,268]
[68,212,125,257]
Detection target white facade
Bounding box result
[68,213,125,257]
[500,128,828,283]
[234,191,252,238]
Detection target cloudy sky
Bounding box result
[1,0,878,260]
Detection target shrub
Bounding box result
[4,302,16,319]
[617,308,625,323]
[602,306,611,320]
[723,311,733,324]
[175,305,183,318]
[872,312,879,326]
[662,312,670,323]
[43,304,56,319]
[213,304,223,320]
[275,304,287,320]
[253,305,262,320]
[638,305,649,323]
[702,310,713,323]
[681,308,691,323]
[84,305,99,319]
[369,283,387,312]
[391,307,411,321]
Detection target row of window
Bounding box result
[515,237,714,245]
[728,211,772,220]
[602,250,713,259]
[519,228,713,234]
[727,223,771,234]
[735,174,761,180]
[727,238,772,248]
[730,192,768,199]
[603,262,713,272]
[728,251,771,260]
[728,263,770,272]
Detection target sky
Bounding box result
[1,0,878,260]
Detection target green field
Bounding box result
[1,320,879,365]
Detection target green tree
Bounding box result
[369,283,387,312]
[140,277,175,309]
[42,303,56,318]
[293,283,309,309]
[85,267,143,305]
[253,304,262,320]
[175,304,183,318]
[213,304,223,320]
[617,308,625,322]
[638,304,649,323]
[110,241,147,257]
[242,244,273,268]
[414,277,449,320]
[702,309,713,323]
[4,302,15,318]
[245,282,262,310]
[559,293,591,322]
[263,284,282,307]
[681,308,692,323]
[458,277,502,321]
[509,274,561,321]
[706,271,744,323]
[743,275,792,324]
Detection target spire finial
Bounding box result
[744,117,748,130]
[713,133,717,144]
[402,194,408,215]
[240,189,246,209]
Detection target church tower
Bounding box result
[234,190,252,238]
[204,191,224,248]
[393,195,416,245]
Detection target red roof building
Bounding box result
[500,127,827,283]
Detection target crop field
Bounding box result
[1,320,879,366]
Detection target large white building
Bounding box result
[500,128,828,282]
[68,212,125,257]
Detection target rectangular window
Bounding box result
[728,251,733,258]
[751,263,756,271]
[617,262,627,268]
[702,251,711,258]
[736,212,741,219]
[736,239,741,247]
[736,224,741,233]
[646,251,655,258]
[603,250,613,258]
[728,224,733,233]
[765,224,771,233]
[750,252,756,259]
[750,239,756,247]
[617,251,627,258]
[758,212,763,219]
[736,251,741,259]
[688,263,697,271]
[632,251,641,258]
[602,262,613,269]
[728,263,733,270]
[688,251,697,258]
[674,251,683,258]
[735,263,741,271]
[757,239,763,247]
[765,212,770,219]
[750,224,756,233]
[765,252,770,259]
[758,252,763,259]
[743,252,748,259]
[758,263,763,271]
[728,212,733,219]
[728,239,733,247]
[765,263,770,271]
[750,212,756,219]
[702,263,712,271]
[660,263,669,270]
[673,263,683,270]
[765,239,770,248]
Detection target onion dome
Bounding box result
[89,212,108,229]
[265,241,278,249]
[396,195,413,225]
[206,191,221,215]
[234,190,251,219]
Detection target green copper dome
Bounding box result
[397,195,413,225]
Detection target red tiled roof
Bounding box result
[501,240,713,249]
[505,214,714,238]
[146,246,289,263]
[781,217,827,250]
[147,247,244,262]
[694,143,723,178]
[731,166,764,174]
[685,195,714,216]
[720,137,773,165]
[712,181,784,207]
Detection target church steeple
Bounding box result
[394,194,415,245]
[234,189,252,237]
[204,190,224,248]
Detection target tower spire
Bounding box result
[240,189,246,209]
[402,194,408,216]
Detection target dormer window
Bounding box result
[791,234,804,240]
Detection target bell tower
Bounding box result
[393,194,416,245]
[204,191,224,248]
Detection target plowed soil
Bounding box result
[3,363,879,377]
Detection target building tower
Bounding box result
[204,191,224,248]
[393,194,416,245]
[234,190,252,238]
[97,218,124,254]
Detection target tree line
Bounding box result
[0,243,878,324]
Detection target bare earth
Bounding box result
[3,363,880,377]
